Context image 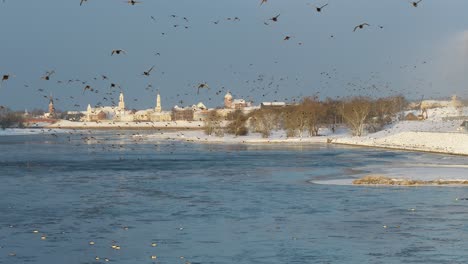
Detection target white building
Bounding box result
[83,92,171,122]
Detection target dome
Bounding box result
[224,92,233,99]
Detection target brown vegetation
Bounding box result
[0,107,24,129]
[206,95,408,138]
[340,97,372,136]
[226,110,248,136]
[203,110,224,136]
[249,108,280,138]
[353,175,468,185]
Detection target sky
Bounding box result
[0,0,467,111]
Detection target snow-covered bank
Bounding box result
[0,128,71,136]
[331,106,468,156]
[46,120,212,129]
[136,130,331,144]
[332,131,468,156]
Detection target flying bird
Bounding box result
[126,0,141,5]
[315,3,328,12]
[353,23,370,32]
[411,0,422,7]
[2,74,11,82]
[111,49,126,55]
[197,83,209,94]
[41,70,55,81]
[269,14,280,22]
[83,85,92,94]
[260,0,267,5]
[80,0,87,6]
[143,66,155,76]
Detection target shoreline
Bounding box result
[13,125,468,156]
[331,141,468,157]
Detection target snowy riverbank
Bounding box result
[45,120,212,129]
[331,106,468,156]
[135,129,333,144]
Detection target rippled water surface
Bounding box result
[1,131,468,264]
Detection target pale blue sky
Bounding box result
[0,0,467,111]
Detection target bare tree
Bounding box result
[249,109,278,138]
[281,97,326,137]
[301,97,326,136]
[340,97,372,136]
[0,107,24,129]
[203,110,224,136]
[226,110,248,136]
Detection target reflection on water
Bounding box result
[1,131,468,264]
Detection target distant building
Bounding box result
[133,93,171,122]
[118,92,125,110]
[172,106,194,121]
[224,92,233,109]
[223,92,251,110]
[261,102,286,109]
[43,97,56,119]
[83,91,171,122]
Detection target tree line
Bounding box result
[204,95,407,137]
[0,107,25,129]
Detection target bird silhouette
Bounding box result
[83,85,92,94]
[353,23,370,32]
[2,74,10,82]
[111,49,126,55]
[126,0,141,5]
[197,83,209,94]
[143,66,155,76]
[41,70,55,81]
[316,3,328,12]
[269,14,280,22]
[411,0,422,7]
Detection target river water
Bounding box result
[1,130,468,264]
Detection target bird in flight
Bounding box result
[197,83,209,94]
[111,49,126,55]
[353,23,370,32]
[283,36,291,40]
[260,0,267,5]
[126,0,141,5]
[143,66,155,76]
[2,74,11,82]
[269,14,280,22]
[1,74,12,88]
[315,3,328,12]
[41,70,55,81]
[80,0,87,6]
[411,0,422,7]
[83,85,92,94]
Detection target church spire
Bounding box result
[48,96,55,117]
[155,92,161,112]
[118,92,125,110]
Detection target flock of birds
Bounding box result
[1,0,426,105]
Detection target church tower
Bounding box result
[155,93,162,113]
[224,92,233,109]
[118,92,125,110]
[48,97,56,117]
